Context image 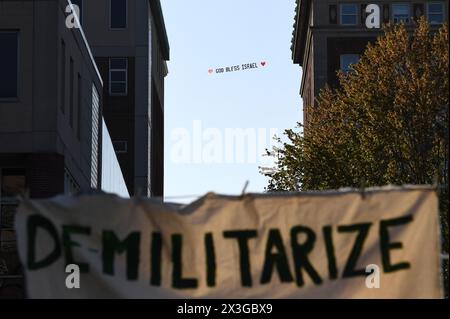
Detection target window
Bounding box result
[109,58,128,95]
[60,40,66,113]
[427,2,444,24]
[392,4,410,24]
[71,0,83,25]
[0,32,18,99]
[0,169,25,199]
[340,54,360,73]
[340,4,358,25]
[329,5,338,24]
[69,57,74,127]
[110,0,127,29]
[113,141,128,153]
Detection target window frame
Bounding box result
[109,58,128,96]
[427,2,445,25]
[392,3,411,24]
[340,3,359,26]
[0,30,19,101]
[109,0,128,30]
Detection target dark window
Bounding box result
[340,54,360,73]
[0,168,25,257]
[109,58,128,95]
[60,40,66,113]
[360,4,367,26]
[0,168,26,198]
[340,4,358,25]
[0,32,18,99]
[110,0,127,29]
[329,5,338,24]
[427,2,444,24]
[413,4,425,21]
[383,4,390,23]
[0,167,25,294]
[392,4,410,24]
[71,0,83,25]
[113,141,128,153]
[69,57,74,127]
[77,73,82,140]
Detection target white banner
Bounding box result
[15,186,443,298]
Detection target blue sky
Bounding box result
[161,0,302,202]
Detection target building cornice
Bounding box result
[299,27,313,97]
[291,0,311,66]
[149,0,170,61]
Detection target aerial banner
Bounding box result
[15,186,442,298]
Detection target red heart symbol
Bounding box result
[261,61,267,67]
[208,69,214,74]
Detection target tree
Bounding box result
[261,18,448,295]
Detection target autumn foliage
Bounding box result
[262,18,449,294]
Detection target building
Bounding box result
[0,0,129,298]
[73,0,169,197]
[0,0,170,298]
[0,0,103,197]
[291,0,448,127]
[0,0,103,298]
